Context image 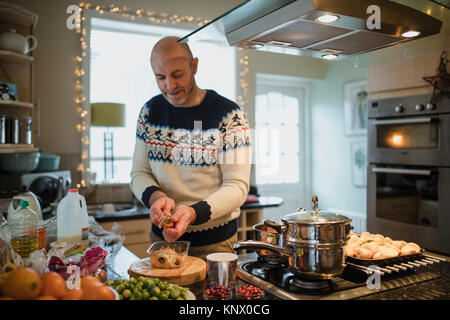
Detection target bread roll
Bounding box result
[401,243,421,255]
[373,246,398,259]
[361,241,382,255]
[392,240,407,249]
[355,247,374,259]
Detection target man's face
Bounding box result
[152,56,198,107]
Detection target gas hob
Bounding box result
[237,253,443,300]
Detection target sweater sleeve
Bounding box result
[130,105,161,208]
[190,108,252,225]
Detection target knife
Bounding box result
[158,212,173,228]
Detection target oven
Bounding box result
[367,94,450,255]
[368,94,450,166]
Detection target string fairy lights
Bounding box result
[74,2,250,188]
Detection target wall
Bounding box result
[310,61,368,215]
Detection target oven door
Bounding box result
[367,164,450,255]
[368,114,450,166]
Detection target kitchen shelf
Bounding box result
[0,2,38,28]
[0,50,33,64]
[0,144,38,154]
[0,100,33,109]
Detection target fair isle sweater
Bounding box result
[130,90,252,246]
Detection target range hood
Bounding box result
[179,0,443,59]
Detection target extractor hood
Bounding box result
[179,0,443,59]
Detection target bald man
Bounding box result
[130,37,251,260]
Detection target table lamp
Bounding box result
[91,102,125,181]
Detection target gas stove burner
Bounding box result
[287,276,333,295]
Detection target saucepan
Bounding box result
[234,195,353,280]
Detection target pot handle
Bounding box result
[233,240,290,256]
[263,220,284,233]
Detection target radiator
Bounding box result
[327,208,367,234]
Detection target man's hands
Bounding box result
[148,191,196,242]
[162,205,196,242]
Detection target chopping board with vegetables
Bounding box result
[128,256,206,286]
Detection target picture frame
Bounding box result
[351,141,367,187]
[344,80,368,136]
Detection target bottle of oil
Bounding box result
[9,200,38,257]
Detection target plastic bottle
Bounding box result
[57,189,82,244]
[78,192,90,247]
[9,200,38,257]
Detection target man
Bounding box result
[130,36,251,260]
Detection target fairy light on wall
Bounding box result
[74,2,250,188]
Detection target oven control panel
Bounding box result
[368,94,449,119]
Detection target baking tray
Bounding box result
[346,249,425,266]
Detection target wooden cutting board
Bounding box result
[128,256,206,286]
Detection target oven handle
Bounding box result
[373,117,433,125]
[372,167,431,176]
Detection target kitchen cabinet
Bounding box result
[0,2,39,153]
[367,51,446,100]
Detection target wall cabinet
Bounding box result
[367,51,446,100]
[0,2,39,154]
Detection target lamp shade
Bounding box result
[91,102,126,127]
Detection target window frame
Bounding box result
[254,73,312,206]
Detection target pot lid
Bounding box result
[282,210,351,224]
[282,195,351,224]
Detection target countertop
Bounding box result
[93,196,283,223]
[105,246,450,300]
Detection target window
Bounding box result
[88,17,236,183]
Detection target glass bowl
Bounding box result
[235,284,265,300]
[147,241,190,269]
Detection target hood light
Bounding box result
[322,53,339,60]
[401,30,420,38]
[315,14,339,23]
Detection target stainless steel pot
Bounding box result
[234,195,353,280]
[253,223,288,264]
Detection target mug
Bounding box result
[206,252,238,290]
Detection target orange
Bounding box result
[81,282,114,300]
[40,271,67,299]
[37,295,57,300]
[3,267,42,300]
[62,289,83,300]
[80,276,101,291]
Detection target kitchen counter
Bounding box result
[105,246,450,300]
[93,196,283,223]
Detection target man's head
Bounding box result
[150,36,199,107]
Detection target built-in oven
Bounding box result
[368,94,450,166]
[367,164,450,254]
[367,94,450,255]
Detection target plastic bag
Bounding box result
[29,249,47,275]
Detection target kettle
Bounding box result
[7,190,42,223]
[0,29,38,55]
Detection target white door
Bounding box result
[254,74,311,221]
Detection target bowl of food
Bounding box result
[147,241,190,269]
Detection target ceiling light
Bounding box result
[322,53,339,60]
[315,14,339,23]
[401,30,420,38]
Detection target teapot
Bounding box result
[7,190,42,224]
[0,29,38,55]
